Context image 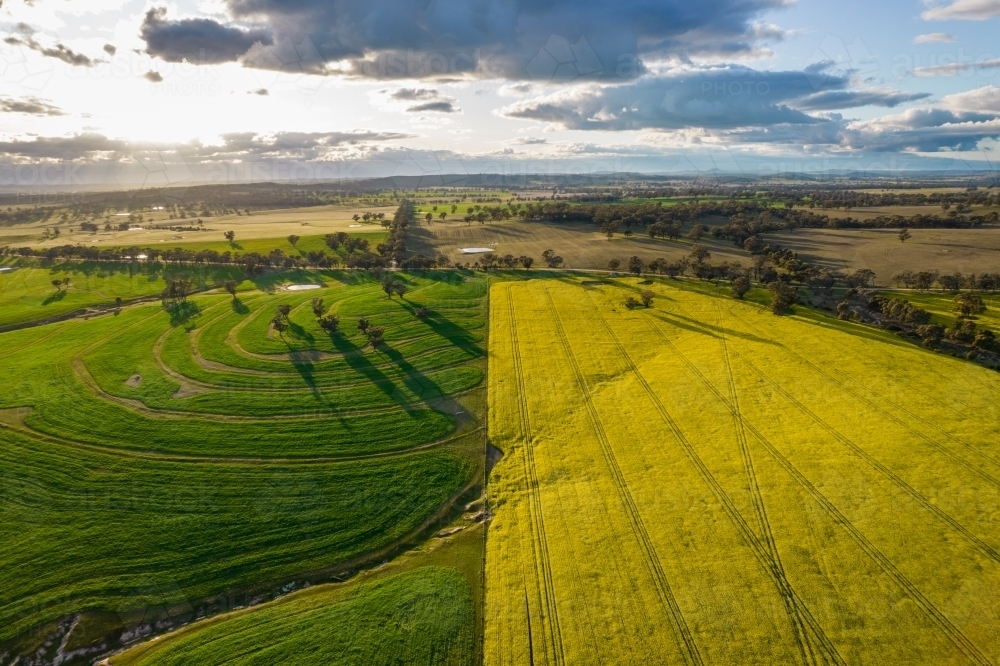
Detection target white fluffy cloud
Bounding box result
[913,33,956,43]
[922,0,1000,20]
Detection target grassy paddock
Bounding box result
[0,271,488,657]
[0,260,244,328]
[111,525,486,666]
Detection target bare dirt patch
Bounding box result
[124,374,142,388]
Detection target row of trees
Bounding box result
[889,270,1000,292]
[517,199,999,242]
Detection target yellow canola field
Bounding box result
[485,277,1000,666]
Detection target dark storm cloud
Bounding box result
[500,67,939,132]
[500,68,844,131]
[140,0,792,79]
[140,7,273,64]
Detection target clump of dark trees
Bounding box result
[837,290,999,368]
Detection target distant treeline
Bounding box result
[515,200,999,235]
[613,185,1000,209]
[0,200,445,273]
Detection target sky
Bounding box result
[3,0,1000,188]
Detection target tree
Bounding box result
[542,249,563,268]
[161,277,191,303]
[357,317,371,333]
[519,256,534,270]
[271,316,288,336]
[846,268,876,289]
[51,279,63,291]
[689,244,711,265]
[687,224,707,241]
[324,233,341,250]
[287,234,300,247]
[311,297,325,317]
[224,230,236,242]
[381,276,406,299]
[627,255,644,275]
[767,281,797,315]
[898,227,912,243]
[744,236,766,254]
[731,276,751,299]
[640,290,654,307]
[914,271,938,290]
[937,273,963,292]
[608,258,621,272]
[414,307,430,319]
[623,296,642,310]
[806,269,836,293]
[367,326,385,349]
[276,304,291,318]
[381,275,395,297]
[891,270,914,289]
[916,323,945,348]
[318,314,340,333]
[955,292,987,318]
[223,280,238,298]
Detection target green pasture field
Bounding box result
[0,260,243,328]
[0,270,487,658]
[112,525,485,666]
[144,231,387,257]
[114,567,473,666]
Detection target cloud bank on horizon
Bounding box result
[2,0,1000,181]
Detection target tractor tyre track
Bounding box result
[505,287,566,666]
[542,287,703,666]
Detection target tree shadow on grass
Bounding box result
[380,343,448,404]
[406,308,484,359]
[285,348,319,396]
[231,298,250,314]
[328,333,421,414]
[41,290,67,306]
[288,321,315,344]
